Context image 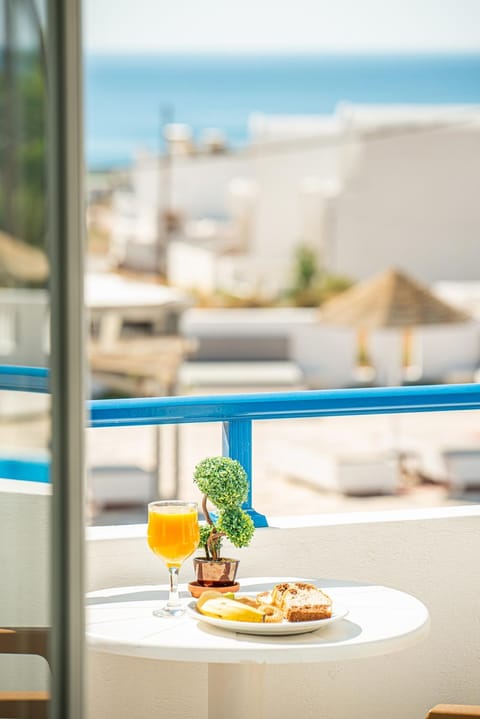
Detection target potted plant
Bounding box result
[191,456,255,593]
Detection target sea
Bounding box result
[85,53,480,170]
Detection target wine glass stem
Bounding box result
[166,566,181,609]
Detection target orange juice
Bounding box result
[147,505,199,568]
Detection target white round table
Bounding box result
[87,576,430,719]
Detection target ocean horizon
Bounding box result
[85,52,480,170]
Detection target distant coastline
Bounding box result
[85,52,480,171]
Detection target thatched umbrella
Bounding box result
[320,268,472,480]
[0,231,49,285]
[320,267,469,329]
[320,267,470,384]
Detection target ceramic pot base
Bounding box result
[187,581,240,598]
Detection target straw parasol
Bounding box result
[320,267,469,330]
[0,231,49,285]
[320,268,472,480]
[320,267,470,386]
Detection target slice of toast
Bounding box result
[271,582,317,607]
[271,582,333,622]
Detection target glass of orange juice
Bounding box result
[147,500,200,617]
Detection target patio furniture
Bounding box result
[442,449,480,494]
[0,627,50,719]
[86,272,191,350]
[269,441,401,495]
[426,707,480,718]
[89,335,193,397]
[87,575,429,719]
[86,274,195,513]
[88,335,193,513]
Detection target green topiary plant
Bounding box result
[193,456,255,561]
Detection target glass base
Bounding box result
[152,605,185,618]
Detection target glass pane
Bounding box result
[84,3,480,528]
[0,0,51,713]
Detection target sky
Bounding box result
[85,0,480,54]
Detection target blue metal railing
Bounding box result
[0,457,50,483]
[3,365,480,526]
[88,383,480,527]
[0,365,49,393]
[88,383,480,426]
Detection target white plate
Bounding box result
[187,597,349,636]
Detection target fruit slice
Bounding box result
[198,597,266,623]
[261,605,284,623]
[196,590,224,611]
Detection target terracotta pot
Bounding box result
[193,557,239,587]
[188,581,240,598]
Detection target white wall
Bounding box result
[333,127,480,283]
[247,108,480,289]
[290,323,357,387]
[112,151,250,271]
[249,143,340,292]
[86,506,480,719]
[112,111,480,294]
[0,289,49,366]
[181,307,316,338]
[131,151,248,222]
[181,308,480,387]
[168,241,219,294]
[419,322,480,379]
[0,480,50,692]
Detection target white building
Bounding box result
[108,104,480,296]
[247,104,480,291]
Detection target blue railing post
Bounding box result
[222,419,268,528]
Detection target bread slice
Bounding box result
[271,582,316,607]
[272,582,333,622]
[270,582,304,609]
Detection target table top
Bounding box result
[85,273,190,311]
[86,577,430,665]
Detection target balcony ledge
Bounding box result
[87,502,480,541]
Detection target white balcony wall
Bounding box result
[0,480,50,693]
[87,506,480,719]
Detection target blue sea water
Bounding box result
[85,53,480,170]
